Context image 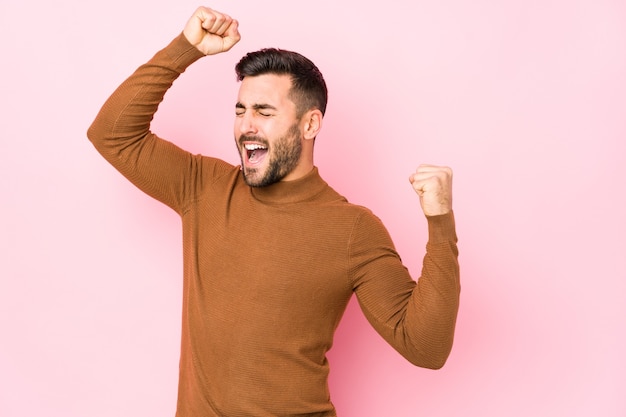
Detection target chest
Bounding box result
[183,195,357,317]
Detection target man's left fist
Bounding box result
[409,164,453,216]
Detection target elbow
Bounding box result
[408,349,452,370]
[86,109,111,147]
[86,122,100,145]
[86,119,113,156]
[418,353,450,370]
[403,337,455,370]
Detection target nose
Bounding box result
[237,111,258,135]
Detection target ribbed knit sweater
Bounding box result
[87,33,460,417]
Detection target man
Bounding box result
[88,6,460,417]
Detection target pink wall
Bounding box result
[1,0,625,416]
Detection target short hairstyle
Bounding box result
[235,48,328,117]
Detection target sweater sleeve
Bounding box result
[87,34,211,213]
[350,211,460,369]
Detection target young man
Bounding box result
[88,6,460,417]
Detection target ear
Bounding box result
[302,109,323,140]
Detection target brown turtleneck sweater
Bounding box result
[87,33,460,417]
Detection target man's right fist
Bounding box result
[183,6,241,55]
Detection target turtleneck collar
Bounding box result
[249,167,328,205]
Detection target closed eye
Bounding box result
[253,103,277,117]
[235,102,277,117]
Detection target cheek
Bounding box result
[270,119,297,137]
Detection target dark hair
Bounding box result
[235,48,328,117]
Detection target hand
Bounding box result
[183,6,241,55]
[409,164,453,216]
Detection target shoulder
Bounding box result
[185,155,242,202]
[198,155,238,176]
[322,197,391,243]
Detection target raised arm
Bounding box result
[86,7,240,211]
[352,164,459,369]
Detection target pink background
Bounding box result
[1,0,625,416]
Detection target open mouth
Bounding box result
[244,143,268,165]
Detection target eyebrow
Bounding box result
[235,102,278,111]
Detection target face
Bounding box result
[234,74,306,187]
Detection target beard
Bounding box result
[238,123,303,187]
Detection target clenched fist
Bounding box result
[409,164,453,217]
[183,6,241,55]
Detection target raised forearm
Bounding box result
[87,34,203,163]
[404,212,460,369]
